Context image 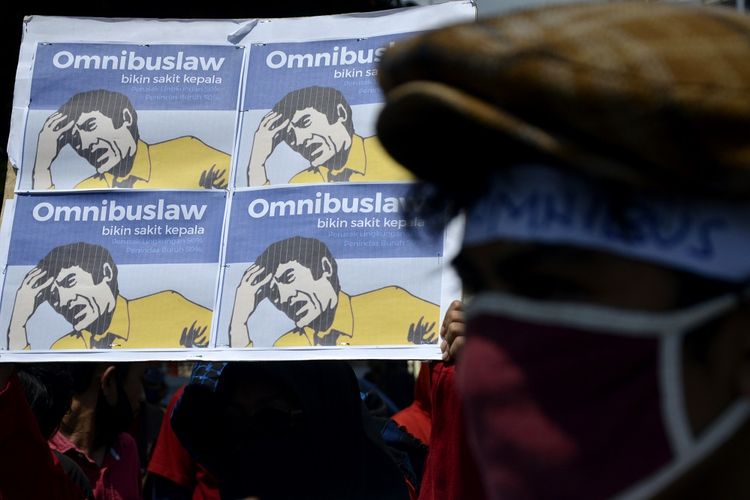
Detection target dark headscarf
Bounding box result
[172,361,409,500]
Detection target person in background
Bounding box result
[0,363,90,500]
[142,366,168,407]
[131,365,167,480]
[16,364,95,500]
[393,301,487,500]
[171,361,414,499]
[50,363,146,500]
[145,385,220,500]
[376,3,750,499]
[359,360,417,416]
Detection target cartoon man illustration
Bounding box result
[229,236,439,347]
[246,86,413,186]
[32,89,229,190]
[6,242,212,350]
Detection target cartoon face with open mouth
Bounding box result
[49,265,117,332]
[71,110,137,175]
[286,107,352,168]
[269,260,338,328]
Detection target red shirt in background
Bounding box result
[50,430,141,500]
[0,373,86,500]
[147,386,220,500]
[393,362,487,500]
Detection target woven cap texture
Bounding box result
[377,2,750,198]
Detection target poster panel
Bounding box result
[218,183,448,356]
[0,190,226,351]
[17,43,243,191]
[236,33,416,187]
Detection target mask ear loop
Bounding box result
[659,287,748,456]
[661,282,750,453]
[468,285,750,500]
[621,283,750,500]
[659,322,694,458]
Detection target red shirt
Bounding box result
[394,362,487,500]
[392,362,432,445]
[147,386,220,500]
[50,431,141,500]
[0,373,85,500]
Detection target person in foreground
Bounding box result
[376,2,750,499]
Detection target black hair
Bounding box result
[17,363,75,439]
[173,361,410,500]
[68,362,132,395]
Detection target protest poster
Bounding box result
[0,1,474,360]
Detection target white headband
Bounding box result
[463,165,750,283]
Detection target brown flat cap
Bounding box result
[377,2,750,198]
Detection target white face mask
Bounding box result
[462,291,750,500]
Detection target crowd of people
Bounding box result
[0,331,473,500]
[2,1,750,499]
